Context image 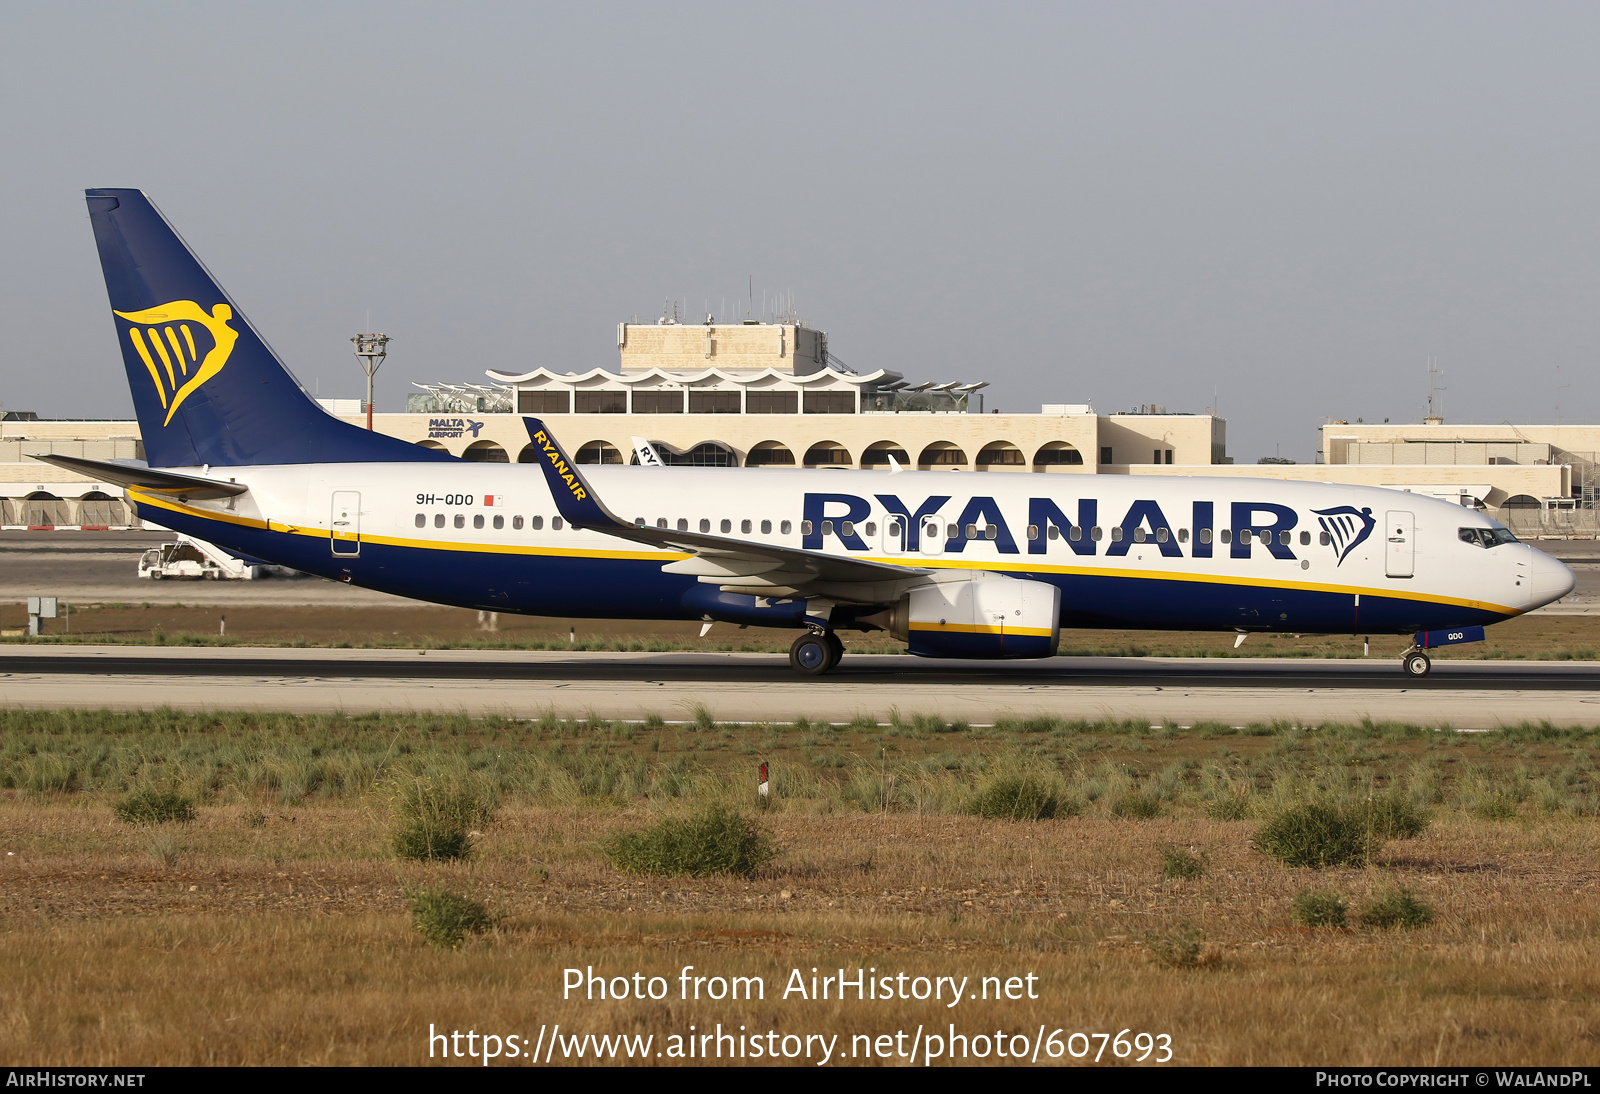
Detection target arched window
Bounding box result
[573,441,623,465]
[860,442,910,468]
[975,442,1025,469]
[461,441,509,463]
[1033,442,1085,469]
[803,441,852,468]
[415,439,448,452]
[746,441,796,467]
[917,442,968,469]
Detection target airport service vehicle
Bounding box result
[137,534,297,580]
[41,189,1576,676]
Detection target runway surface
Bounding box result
[4,646,1597,727]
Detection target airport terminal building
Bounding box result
[4,317,1596,536]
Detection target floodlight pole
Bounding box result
[351,333,390,430]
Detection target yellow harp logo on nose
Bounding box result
[113,301,239,427]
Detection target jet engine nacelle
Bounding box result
[885,573,1061,659]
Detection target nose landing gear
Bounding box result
[1401,648,1432,677]
[789,630,845,676]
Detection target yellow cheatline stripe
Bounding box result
[180,323,197,362]
[127,329,167,409]
[163,326,188,377]
[127,492,1520,615]
[909,622,1055,636]
[856,552,1518,616]
[146,327,176,387]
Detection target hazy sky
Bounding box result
[3,1,1596,462]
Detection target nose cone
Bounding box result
[1527,550,1577,609]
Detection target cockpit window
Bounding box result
[1459,526,1519,549]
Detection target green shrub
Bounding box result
[1205,792,1252,821]
[968,774,1072,821]
[603,805,775,877]
[409,888,493,949]
[1471,793,1519,821]
[1110,792,1163,819]
[390,776,494,862]
[1292,890,1348,928]
[1145,921,1205,969]
[1160,845,1207,880]
[1359,888,1433,930]
[1361,794,1431,839]
[1252,802,1370,867]
[113,789,196,826]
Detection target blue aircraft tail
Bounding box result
[85,189,452,468]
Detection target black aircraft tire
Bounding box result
[1402,652,1431,678]
[789,633,833,676]
[823,631,845,670]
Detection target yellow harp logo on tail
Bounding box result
[113,301,239,427]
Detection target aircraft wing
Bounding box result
[28,454,249,500]
[520,418,928,602]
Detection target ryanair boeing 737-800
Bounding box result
[44,189,1575,676]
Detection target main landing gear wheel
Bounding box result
[789,632,835,676]
[823,631,845,670]
[1402,651,1432,678]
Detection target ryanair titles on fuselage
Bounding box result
[801,491,1377,565]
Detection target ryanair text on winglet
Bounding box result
[534,431,588,502]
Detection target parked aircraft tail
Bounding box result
[85,189,451,468]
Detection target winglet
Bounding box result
[631,436,665,467]
[521,418,627,530]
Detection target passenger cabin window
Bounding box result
[1090,526,1103,541]
[678,518,689,531]
[1070,526,1081,541]
[984,525,997,540]
[1200,528,1212,544]
[553,517,564,530]
[779,521,790,535]
[1133,528,1146,543]
[1177,528,1189,543]
[720,519,731,533]
[1299,531,1310,545]
[434,514,445,528]
[415,514,425,528]
[865,522,876,537]
[1220,529,1232,544]
[1027,524,1040,541]
[1111,527,1124,543]
[740,519,752,534]
[453,515,465,529]
[802,521,813,535]
[1156,528,1169,543]
[531,516,543,530]
[698,519,709,533]
[512,515,524,530]
[762,520,773,535]
[493,515,504,530]
[1319,531,1331,545]
[473,515,485,529]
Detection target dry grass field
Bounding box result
[1,709,1597,1067]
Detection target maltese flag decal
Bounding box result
[483,494,505,507]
